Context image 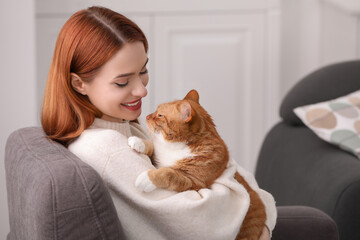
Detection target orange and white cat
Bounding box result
[128,89,266,240]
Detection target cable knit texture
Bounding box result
[68,118,277,240]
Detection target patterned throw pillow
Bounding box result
[293,89,360,157]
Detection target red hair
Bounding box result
[41,6,148,145]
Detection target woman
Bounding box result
[42,6,276,240]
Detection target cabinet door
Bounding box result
[152,14,266,171]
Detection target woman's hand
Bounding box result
[258,226,270,240]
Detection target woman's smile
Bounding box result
[121,98,142,111]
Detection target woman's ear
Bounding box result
[70,73,87,95]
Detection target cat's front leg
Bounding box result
[136,169,179,193]
[128,136,154,157]
[135,170,157,192]
[136,168,206,192]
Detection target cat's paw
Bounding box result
[128,136,146,154]
[135,171,156,192]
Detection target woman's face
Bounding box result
[79,42,149,122]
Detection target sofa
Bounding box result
[5,126,339,239]
[256,60,360,240]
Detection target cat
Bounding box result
[128,89,266,240]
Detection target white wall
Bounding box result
[0,0,37,238]
[280,0,360,98]
[280,0,321,97]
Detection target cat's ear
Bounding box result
[184,89,199,103]
[180,101,193,123]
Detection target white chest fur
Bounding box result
[152,133,194,168]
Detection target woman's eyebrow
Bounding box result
[113,58,149,79]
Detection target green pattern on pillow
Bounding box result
[294,90,360,157]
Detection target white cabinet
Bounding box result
[36,0,281,172]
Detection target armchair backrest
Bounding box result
[280,60,360,125]
[5,127,124,240]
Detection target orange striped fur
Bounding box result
[140,89,266,239]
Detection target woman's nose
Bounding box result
[132,78,148,98]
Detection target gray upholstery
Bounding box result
[280,60,360,125]
[256,60,360,240]
[5,127,124,240]
[5,127,339,239]
[273,206,338,240]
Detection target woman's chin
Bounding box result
[125,109,142,121]
[102,108,142,122]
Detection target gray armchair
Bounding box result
[256,60,360,240]
[5,127,338,239]
[5,127,124,239]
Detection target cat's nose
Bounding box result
[146,114,151,120]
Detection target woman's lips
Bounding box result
[121,98,142,111]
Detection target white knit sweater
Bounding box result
[68,118,277,240]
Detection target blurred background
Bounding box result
[1,0,359,237]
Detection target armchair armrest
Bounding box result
[256,122,360,240]
[273,206,338,240]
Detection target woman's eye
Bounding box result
[115,82,128,87]
[140,69,148,75]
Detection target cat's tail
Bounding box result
[234,172,267,240]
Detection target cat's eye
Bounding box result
[157,114,163,118]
